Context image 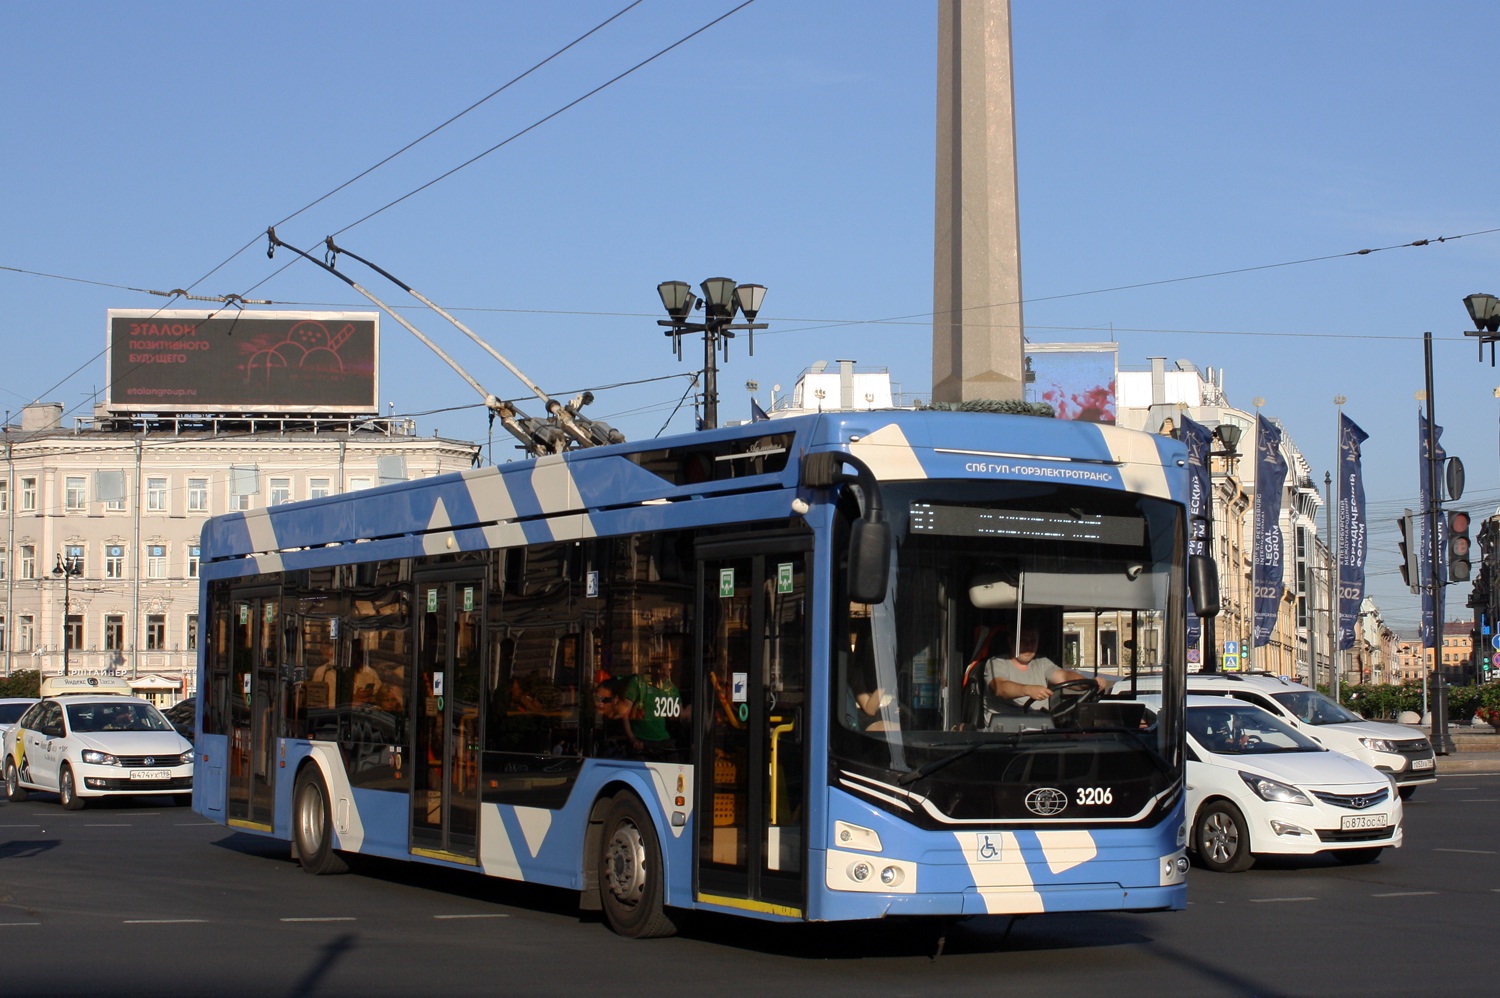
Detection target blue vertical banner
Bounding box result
[1336,414,1369,650]
[1180,417,1214,658]
[1251,414,1287,648]
[1417,412,1446,648]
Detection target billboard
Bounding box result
[105,310,379,415]
[1024,342,1117,423]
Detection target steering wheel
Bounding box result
[1046,678,1103,722]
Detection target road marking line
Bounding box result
[1371,891,1438,897]
[1434,848,1496,855]
[433,913,510,920]
[86,823,132,828]
[1459,798,1499,803]
[1249,897,1317,903]
[0,922,42,927]
[281,917,357,922]
[124,919,210,924]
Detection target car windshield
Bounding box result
[66,701,174,733]
[1188,703,1321,755]
[1270,690,1363,725]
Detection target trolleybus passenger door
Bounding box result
[696,542,808,915]
[410,573,483,862]
[227,592,279,831]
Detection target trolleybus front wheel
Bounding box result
[598,794,678,938]
[293,767,348,875]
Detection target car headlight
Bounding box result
[81,749,121,766]
[1359,737,1399,753]
[179,750,195,765]
[1239,771,1311,806]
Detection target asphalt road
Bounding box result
[1,772,1496,998]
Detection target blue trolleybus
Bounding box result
[193,409,1193,936]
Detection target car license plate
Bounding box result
[129,769,170,781]
[1341,813,1388,831]
[1411,757,1435,770]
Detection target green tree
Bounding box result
[0,669,42,698]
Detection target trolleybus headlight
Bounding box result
[848,861,872,883]
[879,865,904,887]
[81,750,120,766]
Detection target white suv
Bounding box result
[1135,672,1436,798]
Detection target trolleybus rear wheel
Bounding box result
[293,767,348,875]
[598,794,677,938]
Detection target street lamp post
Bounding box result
[52,553,82,676]
[657,279,768,430]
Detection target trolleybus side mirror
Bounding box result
[801,452,891,605]
[1188,554,1219,617]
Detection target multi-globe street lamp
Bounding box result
[656,279,767,430]
[52,552,82,676]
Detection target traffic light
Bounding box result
[1448,509,1472,582]
[1397,510,1420,592]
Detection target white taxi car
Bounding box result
[1142,694,1402,872]
[3,677,193,809]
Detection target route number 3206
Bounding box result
[1076,787,1114,805]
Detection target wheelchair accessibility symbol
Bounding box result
[976,834,1002,861]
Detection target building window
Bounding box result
[20,544,36,580]
[348,477,372,493]
[18,615,34,652]
[105,614,125,651]
[21,477,38,512]
[145,614,166,651]
[230,492,252,512]
[105,491,126,512]
[0,479,7,513]
[0,614,4,653]
[146,544,167,579]
[309,477,331,500]
[187,544,201,579]
[187,477,209,512]
[186,613,199,651]
[65,615,83,652]
[147,477,168,513]
[65,476,87,511]
[270,477,292,506]
[0,545,6,581]
[105,544,126,579]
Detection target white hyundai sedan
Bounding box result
[1141,695,1402,872]
[4,693,194,809]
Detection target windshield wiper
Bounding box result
[895,733,1030,786]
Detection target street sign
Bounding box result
[1225,640,1239,656]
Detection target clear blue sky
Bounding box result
[5,1,1500,634]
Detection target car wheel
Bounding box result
[5,759,27,802]
[1194,800,1254,872]
[1332,847,1383,865]
[598,794,678,938]
[292,767,348,875]
[59,764,87,811]
[1397,785,1416,801]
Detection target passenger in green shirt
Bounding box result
[622,660,682,760]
